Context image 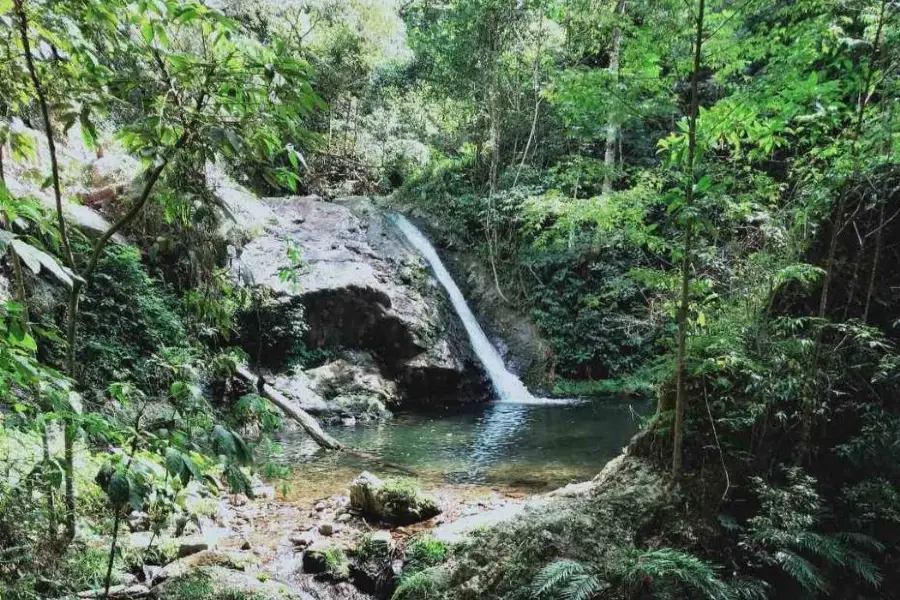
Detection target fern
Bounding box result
[392,566,447,600]
[561,574,606,600]
[623,549,733,600]
[775,550,826,594]
[531,560,593,598]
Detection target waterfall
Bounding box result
[393,214,534,402]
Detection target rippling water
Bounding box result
[263,399,650,500]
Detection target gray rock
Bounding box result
[176,536,209,557]
[318,522,334,536]
[368,530,392,553]
[157,550,259,583]
[290,530,316,549]
[336,513,352,523]
[126,511,150,532]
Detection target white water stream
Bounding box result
[393,214,535,402]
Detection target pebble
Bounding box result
[336,513,352,523]
[314,502,327,512]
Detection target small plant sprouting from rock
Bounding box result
[324,547,351,580]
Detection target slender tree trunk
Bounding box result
[602,0,627,195]
[672,0,705,479]
[863,92,894,323]
[102,511,122,600]
[0,144,5,184]
[513,16,543,188]
[488,78,501,195]
[14,0,80,541]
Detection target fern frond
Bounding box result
[729,577,769,600]
[531,560,590,598]
[561,574,606,600]
[844,550,883,588]
[792,532,847,565]
[775,550,826,594]
[623,549,732,600]
[834,531,886,553]
[392,566,448,600]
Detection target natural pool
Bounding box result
[263,398,651,501]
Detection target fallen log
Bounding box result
[235,366,343,450]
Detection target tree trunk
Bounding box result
[602,0,627,195]
[488,79,501,195]
[672,0,705,479]
[235,366,344,450]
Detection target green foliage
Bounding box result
[233,394,283,433]
[403,535,448,574]
[78,244,186,391]
[739,469,884,596]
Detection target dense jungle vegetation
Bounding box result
[0,0,899,598]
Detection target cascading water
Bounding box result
[393,214,534,402]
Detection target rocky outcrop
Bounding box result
[230,193,489,410]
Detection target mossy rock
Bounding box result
[349,472,440,525]
[150,566,301,600]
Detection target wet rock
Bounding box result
[290,530,316,549]
[157,550,259,583]
[142,566,163,587]
[302,541,335,574]
[349,472,440,525]
[318,522,334,536]
[76,584,149,598]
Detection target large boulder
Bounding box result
[349,472,440,525]
[231,195,490,407]
[305,353,396,420]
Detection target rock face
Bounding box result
[348,471,440,525]
[231,194,490,409]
